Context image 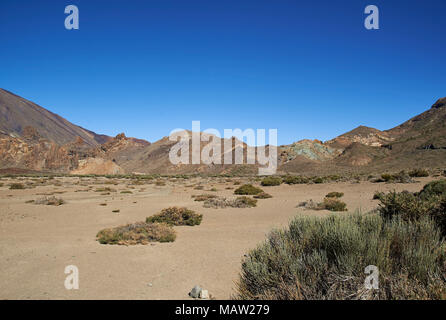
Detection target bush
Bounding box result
[97,222,176,245]
[146,207,202,226]
[325,192,344,198]
[261,177,282,186]
[234,184,264,195]
[378,186,446,236]
[283,176,309,185]
[254,192,273,199]
[234,196,257,208]
[35,196,65,206]
[319,198,347,212]
[234,214,446,300]
[9,183,25,190]
[408,168,429,178]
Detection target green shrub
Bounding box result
[234,184,264,195]
[260,177,282,186]
[283,176,309,185]
[419,179,446,200]
[146,207,202,226]
[325,192,344,198]
[235,214,446,300]
[96,222,176,245]
[408,168,429,178]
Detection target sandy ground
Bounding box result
[0,176,435,300]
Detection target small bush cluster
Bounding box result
[235,214,446,300]
[96,222,176,245]
[146,207,202,226]
[260,177,282,186]
[234,184,264,195]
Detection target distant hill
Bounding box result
[0,88,444,175]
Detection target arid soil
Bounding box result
[0,176,436,300]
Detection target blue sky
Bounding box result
[0,0,445,145]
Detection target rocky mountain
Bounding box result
[0,88,445,175]
[0,88,110,147]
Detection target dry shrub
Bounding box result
[298,198,347,212]
[325,192,344,198]
[146,207,202,226]
[193,194,217,201]
[35,196,65,206]
[234,214,446,300]
[97,222,176,245]
[204,196,257,209]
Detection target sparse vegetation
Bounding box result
[325,192,344,198]
[95,187,116,193]
[234,184,263,195]
[235,214,446,300]
[146,207,202,226]
[408,168,429,178]
[120,190,133,194]
[96,222,176,245]
[260,176,282,186]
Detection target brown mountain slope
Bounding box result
[0,88,110,147]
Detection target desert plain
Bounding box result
[0,175,437,300]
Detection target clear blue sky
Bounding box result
[0,0,445,145]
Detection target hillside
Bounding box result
[0,88,110,147]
